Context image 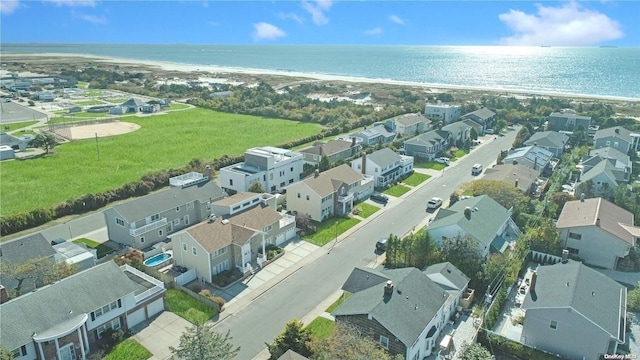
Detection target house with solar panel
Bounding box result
[502,145,554,177]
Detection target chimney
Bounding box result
[530,271,537,295]
[319,144,324,156]
[204,165,212,179]
[0,285,7,304]
[314,169,319,178]
[464,207,472,219]
[562,249,569,263]
[615,128,620,134]
[596,218,601,226]
[384,280,394,295]
[515,179,519,188]
[361,152,367,175]
[351,137,357,148]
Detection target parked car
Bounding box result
[376,237,388,252]
[471,163,483,176]
[427,197,443,210]
[370,192,389,204]
[435,157,450,166]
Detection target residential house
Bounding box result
[547,110,591,132]
[219,146,304,195]
[170,200,296,280]
[210,192,278,218]
[520,260,626,360]
[277,350,309,360]
[593,126,634,153]
[0,233,57,296]
[103,170,226,249]
[332,264,469,359]
[441,121,472,148]
[583,147,632,181]
[523,131,569,157]
[0,261,166,360]
[0,132,27,151]
[285,164,374,222]
[349,125,396,146]
[141,103,160,113]
[483,164,545,198]
[460,108,496,135]
[556,197,640,269]
[120,98,147,113]
[403,130,451,160]
[391,113,432,136]
[299,139,361,167]
[351,148,414,188]
[575,161,627,198]
[426,195,521,257]
[424,102,462,124]
[502,146,554,176]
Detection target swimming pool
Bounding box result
[144,252,173,268]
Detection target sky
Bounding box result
[0,0,638,46]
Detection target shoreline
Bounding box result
[2,52,640,102]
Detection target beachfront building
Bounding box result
[219,146,304,195]
[461,108,496,135]
[547,110,591,132]
[403,130,452,160]
[424,101,462,124]
[593,126,634,153]
[349,125,396,146]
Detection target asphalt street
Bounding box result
[211,129,520,359]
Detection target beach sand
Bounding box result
[2,52,639,103]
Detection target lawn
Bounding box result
[356,203,380,219]
[1,121,38,132]
[73,100,105,106]
[73,238,114,258]
[1,107,322,216]
[165,288,218,325]
[76,81,89,89]
[49,112,109,123]
[325,292,352,313]
[414,161,446,170]
[383,184,412,197]
[169,103,190,110]
[303,217,361,246]
[403,172,431,186]
[450,149,469,162]
[105,98,129,104]
[103,339,151,360]
[305,317,335,341]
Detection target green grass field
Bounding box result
[1,107,322,216]
[414,161,446,170]
[73,100,105,106]
[303,217,361,246]
[72,238,114,258]
[305,317,335,340]
[165,288,218,325]
[1,121,38,132]
[103,339,151,360]
[403,172,431,186]
[356,203,380,218]
[169,103,190,110]
[450,149,469,162]
[105,98,128,104]
[383,184,412,197]
[325,292,352,313]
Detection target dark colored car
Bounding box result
[370,192,389,204]
[376,237,388,252]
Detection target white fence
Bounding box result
[175,268,197,286]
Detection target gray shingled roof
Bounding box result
[300,164,364,197]
[341,267,390,293]
[277,349,309,360]
[299,140,354,157]
[577,160,620,185]
[556,197,636,244]
[442,121,471,135]
[367,148,402,169]
[404,130,450,147]
[588,147,630,167]
[524,131,569,148]
[394,113,431,127]
[428,195,511,249]
[333,267,449,348]
[111,180,225,221]
[522,260,625,340]
[0,262,140,350]
[594,126,633,143]
[423,262,470,291]
[463,108,495,122]
[0,233,56,264]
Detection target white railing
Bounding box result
[279,214,295,228]
[119,264,165,302]
[338,193,354,203]
[130,218,167,237]
[134,287,164,303]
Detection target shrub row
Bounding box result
[477,329,567,360]
[483,288,507,330]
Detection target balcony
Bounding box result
[338,193,354,203]
[120,264,166,303]
[130,218,168,237]
[279,214,296,228]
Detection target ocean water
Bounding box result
[2,44,639,99]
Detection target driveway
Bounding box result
[131,312,191,360]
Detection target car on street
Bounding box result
[370,192,388,204]
[376,237,388,252]
[435,157,450,166]
[472,163,483,176]
[427,197,443,210]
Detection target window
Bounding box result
[174,218,180,226]
[115,218,125,227]
[280,182,285,187]
[183,243,187,251]
[192,247,197,255]
[229,179,233,186]
[379,335,389,349]
[297,193,301,198]
[306,195,310,200]
[253,198,259,203]
[291,167,294,172]
[168,222,173,232]
[242,202,250,207]
[233,205,241,211]
[212,247,227,257]
[215,260,229,274]
[97,318,121,339]
[186,202,194,210]
[568,232,582,240]
[184,215,190,225]
[263,225,272,232]
[151,214,160,221]
[567,247,579,255]
[606,141,611,146]
[176,206,180,212]
[289,179,294,184]
[614,141,619,148]
[140,236,145,244]
[12,346,27,358]
[550,320,558,330]
[412,351,420,360]
[158,229,164,237]
[92,300,120,321]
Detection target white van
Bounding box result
[471,164,483,176]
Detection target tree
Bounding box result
[169,324,240,360]
[463,180,530,217]
[318,154,331,172]
[458,341,493,360]
[0,347,14,360]
[295,213,316,235]
[493,118,507,133]
[28,133,58,154]
[439,235,484,284]
[628,283,640,312]
[469,127,478,141]
[512,126,530,148]
[311,322,403,360]
[248,181,265,193]
[524,219,563,255]
[267,319,313,359]
[0,256,77,298]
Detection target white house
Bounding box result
[350,148,414,188]
[424,101,462,124]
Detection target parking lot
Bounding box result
[0,100,48,123]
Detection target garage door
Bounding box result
[146,298,164,317]
[127,308,146,328]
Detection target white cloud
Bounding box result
[364,27,382,35]
[389,14,404,25]
[301,0,332,25]
[78,13,106,24]
[278,12,304,24]
[253,22,286,41]
[46,0,96,7]
[498,1,623,46]
[1,0,21,14]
